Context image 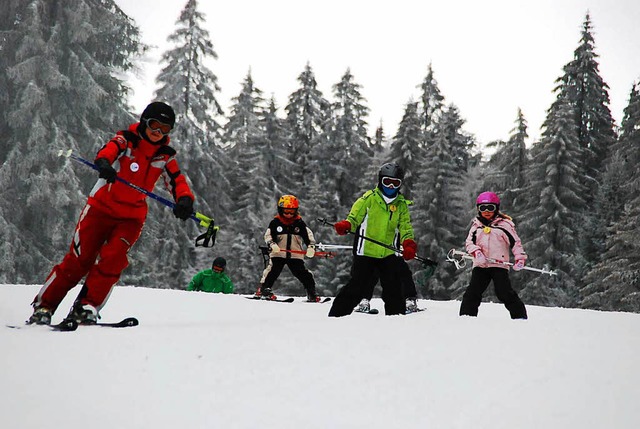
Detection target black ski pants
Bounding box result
[329,255,405,317]
[459,267,527,319]
[358,256,417,301]
[261,257,316,295]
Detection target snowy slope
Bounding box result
[1,284,639,429]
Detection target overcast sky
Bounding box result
[116,0,640,147]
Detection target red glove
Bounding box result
[402,239,417,261]
[334,220,351,236]
[513,258,526,271]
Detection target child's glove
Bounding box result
[473,250,487,267]
[334,220,351,236]
[513,258,526,271]
[306,246,315,258]
[269,242,280,254]
[402,239,417,261]
[173,196,194,221]
[95,158,117,183]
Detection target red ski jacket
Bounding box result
[87,123,194,220]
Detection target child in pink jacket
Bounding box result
[459,191,528,319]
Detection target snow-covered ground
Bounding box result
[2,284,639,429]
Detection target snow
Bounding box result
[2,284,639,429]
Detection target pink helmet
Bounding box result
[476,191,500,205]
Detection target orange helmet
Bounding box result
[277,195,299,215]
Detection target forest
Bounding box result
[1,0,638,312]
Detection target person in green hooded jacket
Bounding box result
[187,257,234,294]
[328,162,417,317]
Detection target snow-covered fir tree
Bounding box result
[482,108,529,215]
[550,13,617,192]
[132,0,228,288]
[412,105,470,299]
[222,71,275,293]
[284,63,331,194]
[518,99,588,307]
[0,0,142,283]
[326,68,372,206]
[388,101,422,199]
[580,81,640,312]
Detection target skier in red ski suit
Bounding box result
[28,102,195,325]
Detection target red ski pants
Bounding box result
[34,204,144,313]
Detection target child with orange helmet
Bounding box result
[255,195,320,301]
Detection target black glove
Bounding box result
[173,196,194,221]
[95,158,117,184]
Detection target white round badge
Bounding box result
[276,226,283,232]
[130,162,139,172]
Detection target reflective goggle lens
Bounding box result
[478,204,497,212]
[213,266,224,272]
[381,177,402,189]
[146,119,172,135]
[282,209,296,215]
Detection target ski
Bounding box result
[306,297,332,304]
[355,308,379,315]
[94,317,139,328]
[7,317,138,331]
[50,319,79,331]
[246,296,295,303]
[405,308,426,315]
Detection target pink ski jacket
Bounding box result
[465,215,527,269]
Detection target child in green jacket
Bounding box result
[187,257,234,294]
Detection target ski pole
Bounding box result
[317,218,437,267]
[258,246,335,259]
[446,248,558,276]
[59,150,218,248]
[315,242,353,251]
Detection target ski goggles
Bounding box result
[282,208,297,215]
[381,176,402,189]
[145,118,172,135]
[478,204,497,212]
[212,266,224,272]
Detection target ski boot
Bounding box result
[405,298,419,313]
[66,302,98,325]
[355,298,370,313]
[260,287,276,301]
[27,306,52,325]
[306,293,321,303]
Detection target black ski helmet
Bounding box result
[212,257,227,271]
[140,101,176,128]
[378,162,404,184]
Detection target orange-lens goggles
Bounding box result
[381,177,402,189]
[213,266,224,272]
[146,119,172,135]
[282,209,297,215]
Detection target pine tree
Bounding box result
[223,71,275,293]
[550,13,617,189]
[388,101,422,199]
[284,63,331,193]
[518,99,587,307]
[412,105,469,299]
[134,0,228,288]
[580,82,640,312]
[326,68,372,205]
[0,0,142,283]
[418,63,445,136]
[482,108,529,214]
